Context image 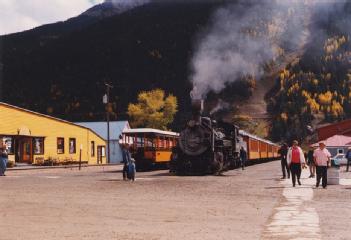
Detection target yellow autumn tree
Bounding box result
[127,89,178,130]
[330,100,343,117]
[318,91,332,105]
[302,90,320,113]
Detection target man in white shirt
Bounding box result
[313,142,331,188]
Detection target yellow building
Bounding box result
[0,102,106,165]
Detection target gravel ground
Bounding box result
[0,162,350,240]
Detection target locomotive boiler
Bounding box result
[170,99,244,175]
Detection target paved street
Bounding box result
[1,162,351,240]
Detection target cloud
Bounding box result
[0,0,104,35]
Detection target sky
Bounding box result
[0,0,104,35]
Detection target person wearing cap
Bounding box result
[313,142,331,188]
[346,146,351,172]
[278,143,289,179]
[287,140,306,187]
[0,143,8,176]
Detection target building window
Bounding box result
[57,138,64,154]
[91,141,95,157]
[69,138,76,154]
[33,138,44,155]
[337,149,344,154]
[2,136,14,155]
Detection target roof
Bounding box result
[239,130,279,146]
[76,121,130,140]
[311,135,351,147]
[316,119,351,140]
[0,102,104,140]
[317,119,351,130]
[123,128,179,137]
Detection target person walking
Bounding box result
[346,146,351,172]
[121,144,131,181]
[278,143,290,179]
[240,146,247,170]
[287,140,306,187]
[307,146,316,178]
[313,142,331,189]
[0,144,8,176]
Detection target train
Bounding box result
[170,99,279,175]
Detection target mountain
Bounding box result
[2,0,351,142]
[1,1,224,129]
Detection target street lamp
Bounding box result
[103,83,113,164]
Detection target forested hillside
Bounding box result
[269,2,351,142]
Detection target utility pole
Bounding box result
[103,83,113,164]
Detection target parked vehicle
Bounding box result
[332,154,347,165]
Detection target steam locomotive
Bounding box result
[170,99,245,175]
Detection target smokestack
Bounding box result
[191,99,204,115]
[190,98,204,126]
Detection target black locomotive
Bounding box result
[170,99,244,175]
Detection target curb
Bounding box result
[7,163,122,171]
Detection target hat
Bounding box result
[292,140,299,145]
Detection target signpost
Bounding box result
[79,144,83,170]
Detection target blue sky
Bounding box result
[0,0,104,35]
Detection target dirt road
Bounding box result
[1,162,351,240]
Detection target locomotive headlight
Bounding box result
[188,120,196,128]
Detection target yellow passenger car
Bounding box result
[122,128,179,170]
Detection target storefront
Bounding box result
[0,102,106,165]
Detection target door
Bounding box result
[97,146,102,164]
[19,138,33,163]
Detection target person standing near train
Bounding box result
[278,143,289,179]
[307,146,316,178]
[240,146,247,170]
[313,142,331,189]
[121,144,131,181]
[287,140,306,187]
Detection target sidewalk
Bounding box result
[263,166,351,240]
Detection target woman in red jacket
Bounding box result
[287,140,306,187]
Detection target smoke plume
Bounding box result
[190,0,312,99]
[209,99,230,115]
